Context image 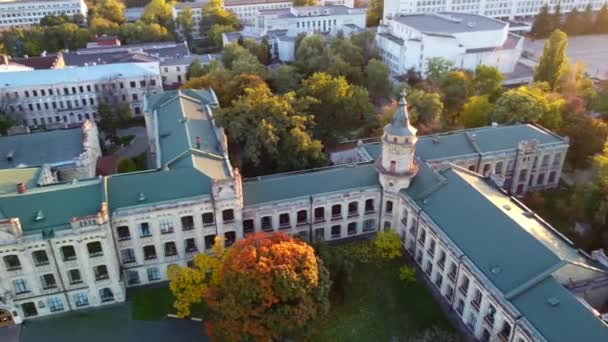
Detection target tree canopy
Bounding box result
[534,29,568,90]
[462,95,492,128]
[142,0,173,28]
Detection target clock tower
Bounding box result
[376,91,419,193]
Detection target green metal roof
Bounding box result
[0,179,103,234]
[407,166,562,294]
[511,276,608,342]
[243,162,379,206]
[0,128,84,169]
[361,124,567,162]
[107,168,213,211]
[0,167,42,195]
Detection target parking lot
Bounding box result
[524,34,608,79]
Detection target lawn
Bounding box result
[128,260,453,341]
[303,260,453,341]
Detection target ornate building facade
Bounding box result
[1,89,607,341]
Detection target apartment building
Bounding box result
[0,0,87,28]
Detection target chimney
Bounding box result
[195,136,201,149]
[17,182,26,194]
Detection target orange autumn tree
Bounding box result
[206,232,331,341]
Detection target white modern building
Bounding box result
[376,12,523,76]
[0,0,87,28]
[0,62,162,127]
[1,88,608,342]
[223,5,367,61]
[383,0,608,20]
[224,0,292,26]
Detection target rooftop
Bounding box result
[0,62,160,87]
[63,42,189,66]
[11,53,63,69]
[0,127,85,169]
[393,12,507,34]
[0,167,42,195]
[259,5,364,18]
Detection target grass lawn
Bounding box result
[129,285,210,321]
[303,260,452,341]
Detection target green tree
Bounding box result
[186,58,204,80]
[474,65,504,100]
[399,266,416,285]
[531,4,553,38]
[201,0,239,31]
[350,30,379,64]
[293,0,318,5]
[439,70,473,125]
[208,24,234,48]
[175,7,194,42]
[142,0,173,28]
[534,29,568,90]
[366,58,391,100]
[241,38,270,65]
[425,57,454,84]
[373,231,402,260]
[559,61,596,105]
[560,97,608,167]
[206,232,330,341]
[367,0,383,27]
[270,64,302,93]
[462,95,492,128]
[119,21,173,44]
[300,72,374,144]
[117,157,137,173]
[231,52,267,78]
[295,34,326,75]
[94,0,125,23]
[552,2,562,32]
[183,69,267,107]
[221,42,249,69]
[407,89,443,131]
[0,115,15,135]
[492,85,563,130]
[596,4,608,33]
[215,85,326,174]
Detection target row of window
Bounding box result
[2,242,103,272]
[20,288,114,317]
[6,80,156,101]
[12,264,109,295]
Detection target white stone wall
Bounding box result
[225,1,292,26]
[0,0,88,28]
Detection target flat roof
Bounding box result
[0,62,159,87]
[394,12,507,34]
[0,128,84,169]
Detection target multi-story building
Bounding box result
[0,120,101,181]
[1,89,608,342]
[376,12,523,76]
[223,5,367,61]
[172,0,208,40]
[0,172,125,323]
[0,0,87,28]
[63,40,205,88]
[0,62,162,127]
[224,0,292,26]
[383,0,608,20]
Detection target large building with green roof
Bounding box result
[1,89,607,341]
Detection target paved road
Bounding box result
[18,304,208,342]
[0,325,20,342]
[114,126,148,159]
[524,34,608,79]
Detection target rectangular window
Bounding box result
[13,279,28,294]
[348,222,357,235]
[94,265,109,281]
[130,81,136,88]
[74,293,89,307]
[48,297,64,312]
[185,238,197,253]
[363,219,376,232]
[296,210,307,225]
[143,245,157,260]
[386,200,394,214]
[87,241,103,257]
[331,225,341,238]
[159,218,174,234]
[164,241,177,257]
[314,207,325,221]
[261,216,272,231]
[121,248,136,264]
[331,204,342,219]
[61,246,77,261]
[204,234,216,249]
[348,202,358,216]
[181,216,194,231]
[223,209,235,223]
[68,269,82,284]
[202,212,214,226]
[138,222,151,237]
[32,250,49,266]
[365,199,375,213]
[127,270,140,285]
[147,267,160,281]
[243,219,254,236]
[41,274,57,289]
[117,226,131,240]
[279,213,290,229]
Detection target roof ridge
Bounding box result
[243,161,375,182]
[505,261,567,300]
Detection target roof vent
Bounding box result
[34,210,45,222]
[138,192,146,202]
[432,136,440,144]
[17,182,26,194]
[523,210,535,218]
[6,149,14,161]
[490,266,502,275]
[547,297,560,307]
[502,204,511,211]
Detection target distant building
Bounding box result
[383,0,607,20]
[224,0,292,26]
[0,55,32,72]
[0,0,88,28]
[223,5,367,62]
[172,0,209,40]
[0,62,162,126]
[0,120,101,181]
[376,13,523,76]
[11,53,65,70]
[63,40,212,87]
